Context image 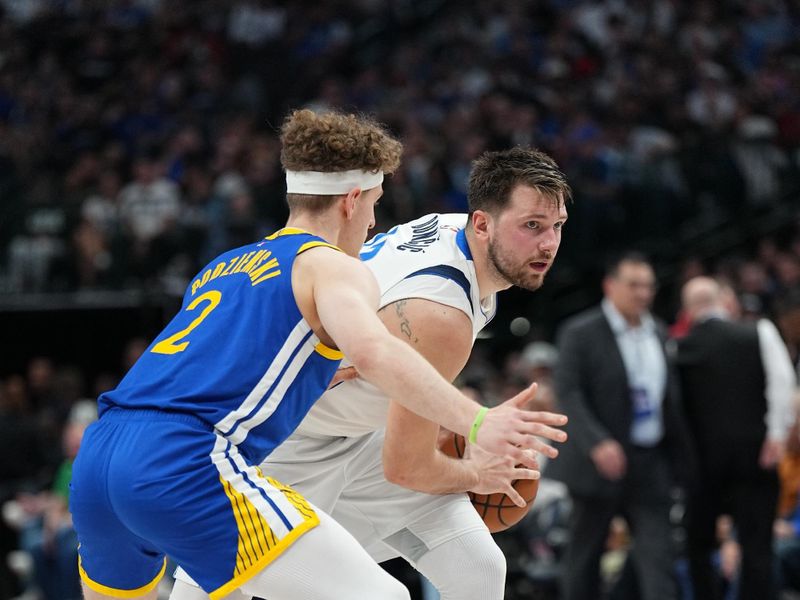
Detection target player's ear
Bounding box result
[343,187,362,221]
[470,210,491,240]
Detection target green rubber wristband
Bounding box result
[468,406,489,444]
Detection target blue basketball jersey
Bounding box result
[99,228,343,464]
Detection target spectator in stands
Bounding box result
[774,391,800,598]
[6,401,96,600]
[117,149,182,283]
[0,375,48,598]
[1,2,799,293]
[677,276,796,599]
[548,251,690,600]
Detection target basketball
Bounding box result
[439,432,539,533]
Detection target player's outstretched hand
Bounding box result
[474,383,568,463]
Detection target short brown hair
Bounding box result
[280,109,403,212]
[605,250,652,278]
[467,147,571,217]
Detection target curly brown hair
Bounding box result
[468,147,572,217]
[280,109,402,173]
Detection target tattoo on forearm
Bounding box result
[394,300,419,344]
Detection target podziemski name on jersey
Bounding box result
[397,215,439,253]
[190,249,280,296]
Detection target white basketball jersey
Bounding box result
[296,213,496,437]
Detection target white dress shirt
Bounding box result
[756,318,796,441]
[602,299,667,446]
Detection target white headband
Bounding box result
[285,169,384,195]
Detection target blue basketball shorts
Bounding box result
[70,408,318,599]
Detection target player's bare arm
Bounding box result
[380,298,564,504]
[295,247,564,460]
[380,298,482,493]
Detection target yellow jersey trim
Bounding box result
[78,555,166,598]
[265,227,309,240]
[208,513,319,600]
[314,341,344,361]
[296,240,342,255]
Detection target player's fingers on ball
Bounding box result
[505,487,526,508]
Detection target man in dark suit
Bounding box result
[677,276,795,600]
[548,252,687,600]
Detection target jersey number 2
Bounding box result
[151,290,222,355]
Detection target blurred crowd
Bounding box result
[0,339,148,600]
[1,0,800,295]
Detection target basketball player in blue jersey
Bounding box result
[170,147,573,600]
[69,110,567,600]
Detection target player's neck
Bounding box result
[284,213,341,246]
[464,228,512,300]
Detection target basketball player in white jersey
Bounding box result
[171,147,571,600]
